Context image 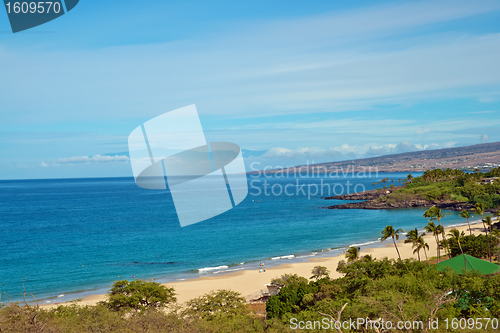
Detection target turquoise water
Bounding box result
[0,173,474,303]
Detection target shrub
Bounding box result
[310,266,330,281]
[270,273,307,287]
[183,289,246,320]
[447,235,499,259]
[102,279,176,312]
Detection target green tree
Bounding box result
[103,280,176,312]
[447,234,498,259]
[424,206,451,258]
[310,266,330,280]
[404,228,422,261]
[407,174,413,183]
[475,202,492,262]
[270,274,308,288]
[415,236,429,262]
[491,228,500,261]
[484,215,493,233]
[459,210,474,236]
[424,221,442,263]
[494,209,500,222]
[183,289,246,320]
[474,202,486,219]
[345,246,360,263]
[448,228,468,271]
[380,225,404,260]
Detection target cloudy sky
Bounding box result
[1,0,500,179]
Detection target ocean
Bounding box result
[0,172,475,304]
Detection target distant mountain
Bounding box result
[253,142,500,174]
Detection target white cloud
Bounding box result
[478,97,498,103]
[415,127,434,135]
[415,143,440,150]
[57,155,129,164]
[367,141,420,155]
[40,162,49,168]
[481,134,489,143]
[2,0,500,124]
[261,140,457,161]
[263,147,343,159]
[443,141,458,148]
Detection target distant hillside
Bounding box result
[254,142,500,174]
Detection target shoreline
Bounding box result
[39,219,490,309]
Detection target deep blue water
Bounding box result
[0,172,475,303]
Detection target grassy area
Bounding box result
[380,168,500,208]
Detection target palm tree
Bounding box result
[475,203,492,262]
[380,225,404,260]
[424,221,441,263]
[407,174,413,183]
[439,238,450,260]
[484,216,493,232]
[345,246,360,263]
[491,229,500,262]
[494,210,500,222]
[448,228,465,254]
[405,228,421,261]
[448,228,467,271]
[474,202,485,219]
[424,206,451,258]
[459,210,473,236]
[483,216,494,263]
[415,236,429,263]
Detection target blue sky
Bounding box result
[1,0,500,179]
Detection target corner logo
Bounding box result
[128,105,248,227]
[3,0,79,33]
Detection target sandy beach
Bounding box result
[41,220,489,309]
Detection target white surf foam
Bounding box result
[198,265,229,273]
[271,255,295,260]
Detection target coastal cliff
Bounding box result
[324,187,477,211]
[324,167,500,213]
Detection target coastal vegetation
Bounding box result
[404,228,428,262]
[380,225,404,260]
[345,246,360,263]
[388,168,500,209]
[102,279,176,312]
[0,284,288,332]
[2,168,500,332]
[328,167,500,211]
[447,234,499,259]
[266,259,500,332]
[425,221,444,262]
[1,226,499,332]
